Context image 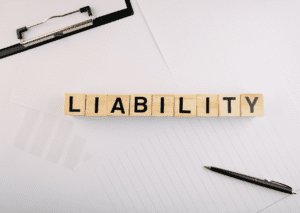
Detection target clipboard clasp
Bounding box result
[16,6,93,40]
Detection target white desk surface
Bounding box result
[1,0,300,212]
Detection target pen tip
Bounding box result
[292,191,297,194]
[204,166,211,169]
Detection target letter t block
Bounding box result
[219,94,240,117]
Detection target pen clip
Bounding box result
[264,179,292,190]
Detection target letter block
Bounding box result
[175,95,197,117]
[63,93,264,117]
[130,94,152,116]
[197,94,219,117]
[241,94,264,116]
[219,95,240,117]
[64,93,86,116]
[107,95,130,116]
[86,94,108,116]
[152,95,174,117]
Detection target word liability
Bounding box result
[64,93,264,117]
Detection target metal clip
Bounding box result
[16,6,93,47]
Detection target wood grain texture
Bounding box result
[174,95,197,117]
[197,94,219,117]
[219,94,240,117]
[152,95,174,117]
[64,93,86,116]
[64,93,263,117]
[107,95,130,116]
[86,94,108,116]
[241,94,264,116]
[130,94,152,116]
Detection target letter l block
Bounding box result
[64,93,86,116]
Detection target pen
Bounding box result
[205,166,297,194]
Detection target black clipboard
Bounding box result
[0,0,133,59]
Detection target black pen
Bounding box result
[205,166,297,194]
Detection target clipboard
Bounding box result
[0,0,133,59]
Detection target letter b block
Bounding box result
[64,93,86,116]
[130,94,152,116]
[219,95,240,117]
[241,94,264,116]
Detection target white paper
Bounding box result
[8,0,178,115]
[74,88,300,212]
[5,0,300,211]
[6,0,182,161]
[73,1,300,212]
[0,56,93,212]
[137,0,300,96]
[259,190,300,213]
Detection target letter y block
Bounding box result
[241,94,264,116]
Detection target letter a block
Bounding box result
[64,93,86,116]
[241,94,264,116]
[197,94,219,117]
[152,95,174,117]
[175,95,197,117]
[86,94,108,116]
[107,95,130,116]
[130,94,152,116]
[219,95,240,117]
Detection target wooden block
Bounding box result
[241,94,264,116]
[107,95,130,116]
[86,94,108,116]
[64,93,86,116]
[152,95,174,117]
[130,94,152,116]
[197,94,219,117]
[174,95,197,117]
[219,94,240,117]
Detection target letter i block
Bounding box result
[86,94,108,116]
[241,94,264,116]
[219,95,240,117]
[130,94,152,116]
[175,95,197,117]
[107,95,130,116]
[152,95,174,117]
[197,94,219,117]
[64,93,86,116]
